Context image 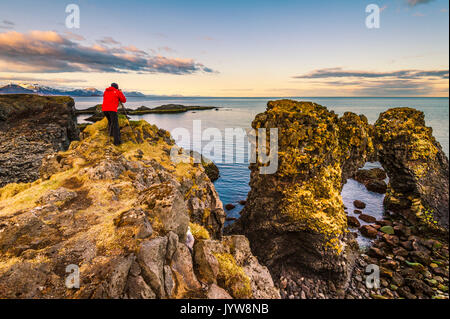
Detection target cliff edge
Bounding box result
[0,97,279,299]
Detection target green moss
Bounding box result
[214,253,253,299]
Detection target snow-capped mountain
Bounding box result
[0,83,145,97]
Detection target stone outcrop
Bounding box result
[193,235,280,299]
[373,107,449,231]
[338,112,375,182]
[0,112,278,299]
[228,100,370,291]
[0,94,79,187]
[227,100,448,299]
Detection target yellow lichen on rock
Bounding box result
[0,117,222,298]
[213,252,253,299]
[258,100,340,178]
[282,162,346,252]
[189,222,210,240]
[374,107,449,231]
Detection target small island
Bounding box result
[76,104,219,122]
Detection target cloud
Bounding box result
[291,67,448,96]
[0,75,87,83]
[152,33,168,38]
[293,68,449,80]
[97,36,121,46]
[158,46,176,53]
[64,31,85,41]
[406,0,435,6]
[0,20,15,30]
[0,30,216,75]
[123,45,148,56]
[349,80,434,96]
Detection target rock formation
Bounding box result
[0,94,79,187]
[0,100,278,299]
[374,107,449,231]
[338,112,375,182]
[220,100,449,299]
[228,100,373,293]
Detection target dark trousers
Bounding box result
[104,111,121,145]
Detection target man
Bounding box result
[102,83,127,145]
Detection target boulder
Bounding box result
[347,216,361,228]
[194,236,280,299]
[137,237,168,298]
[207,284,233,299]
[360,225,378,238]
[366,180,387,194]
[359,214,376,223]
[380,226,394,235]
[353,200,366,209]
[225,204,235,211]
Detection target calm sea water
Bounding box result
[75,97,449,232]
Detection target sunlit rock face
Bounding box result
[228,100,375,287]
[0,100,278,299]
[374,107,449,231]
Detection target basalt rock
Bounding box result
[185,150,220,182]
[0,114,278,299]
[227,100,369,288]
[374,107,449,231]
[0,94,79,187]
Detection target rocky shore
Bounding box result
[0,96,277,299]
[0,96,448,299]
[227,100,449,299]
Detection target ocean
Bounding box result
[75,96,449,242]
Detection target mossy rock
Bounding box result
[380,225,394,235]
[214,253,253,299]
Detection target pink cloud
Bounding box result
[0,30,216,75]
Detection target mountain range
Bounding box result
[0,83,146,97]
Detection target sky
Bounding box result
[0,0,448,97]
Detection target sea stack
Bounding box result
[228,100,373,293]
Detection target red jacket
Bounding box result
[102,86,127,112]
